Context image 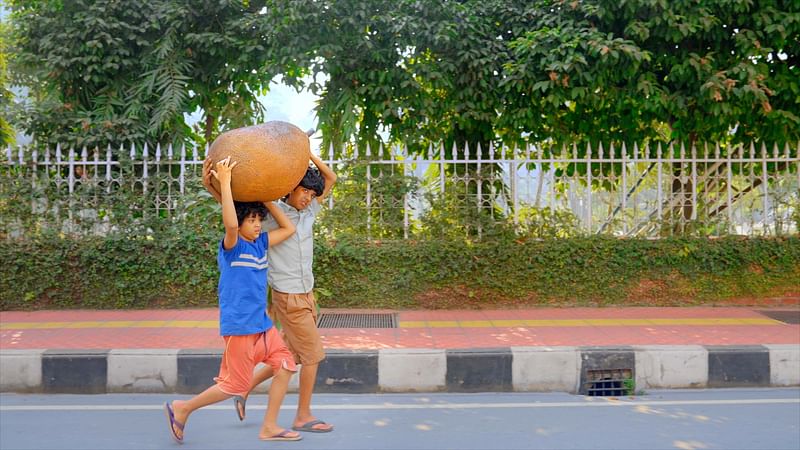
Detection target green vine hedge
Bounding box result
[2,232,798,310]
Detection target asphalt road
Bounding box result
[1,389,798,449]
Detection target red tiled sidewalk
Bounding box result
[1,307,798,350]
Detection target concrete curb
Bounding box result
[2,345,798,394]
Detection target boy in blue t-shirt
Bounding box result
[164,156,303,444]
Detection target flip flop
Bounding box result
[232,395,246,421]
[292,419,334,433]
[163,401,185,444]
[260,429,302,441]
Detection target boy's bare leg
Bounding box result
[236,365,274,419]
[259,367,300,439]
[170,385,231,440]
[245,365,274,399]
[294,362,333,431]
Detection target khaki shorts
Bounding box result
[269,289,326,365]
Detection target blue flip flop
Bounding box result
[163,401,185,444]
[292,419,333,433]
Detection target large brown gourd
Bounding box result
[207,121,310,202]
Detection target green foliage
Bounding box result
[0,156,223,308]
[7,0,279,148]
[4,149,796,311]
[622,378,635,396]
[318,159,420,239]
[6,0,800,155]
[0,226,221,309]
[260,0,424,152]
[10,0,172,146]
[3,0,800,311]
[0,146,216,239]
[312,235,800,309]
[407,0,536,153]
[257,0,799,229]
[5,153,794,312]
[270,0,800,154]
[497,0,800,147]
[793,202,800,232]
[0,14,13,146]
[3,222,798,310]
[413,177,583,240]
[516,206,582,239]
[416,181,511,240]
[317,168,583,241]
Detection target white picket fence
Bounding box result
[3,141,799,238]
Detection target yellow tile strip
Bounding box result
[1,320,219,330]
[398,317,782,328]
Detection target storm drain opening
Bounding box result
[317,313,398,329]
[584,368,633,397]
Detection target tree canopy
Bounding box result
[0,13,14,146]
[5,0,800,151]
[7,0,282,148]
[502,0,800,148]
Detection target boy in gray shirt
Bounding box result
[203,152,337,433]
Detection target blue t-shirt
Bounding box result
[217,232,274,336]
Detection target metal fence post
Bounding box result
[586,142,593,233]
[365,142,372,240]
[511,144,518,227]
[761,143,770,235]
[621,142,627,235]
[328,142,335,210]
[691,143,697,222]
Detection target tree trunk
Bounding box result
[204,114,216,143]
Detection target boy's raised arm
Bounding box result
[264,202,295,246]
[310,152,337,202]
[210,156,239,250]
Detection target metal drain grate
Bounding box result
[756,310,800,324]
[584,368,633,397]
[317,313,398,329]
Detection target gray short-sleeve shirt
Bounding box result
[263,199,321,294]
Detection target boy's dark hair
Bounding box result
[234,201,268,226]
[298,166,324,197]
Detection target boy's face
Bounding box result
[286,185,317,211]
[238,213,262,242]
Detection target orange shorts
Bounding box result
[214,327,297,396]
[269,289,326,365]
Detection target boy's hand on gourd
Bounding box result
[202,158,214,188]
[211,156,238,185]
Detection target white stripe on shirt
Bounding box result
[239,253,268,264]
[231,261,269,270]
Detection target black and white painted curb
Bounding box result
[1,345,798,394]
